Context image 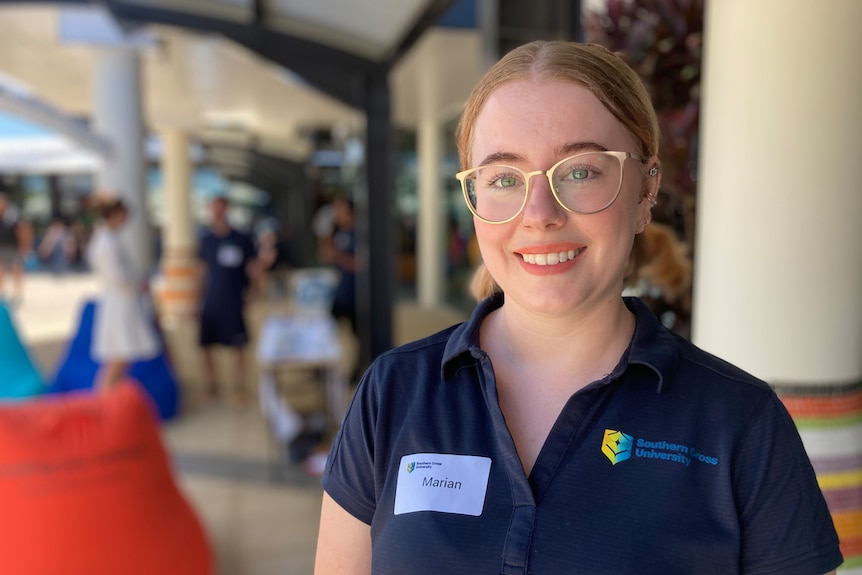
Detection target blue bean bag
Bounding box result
[50,300,180,420]
[0,300,44,400]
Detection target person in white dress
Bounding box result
[87,197,160,390]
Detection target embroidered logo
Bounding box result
[406,461,415,474]
[602,429,634,465]
[601,429,720,467]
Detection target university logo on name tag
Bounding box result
[394,453,492,516]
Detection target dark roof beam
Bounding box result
[212,164,280,194]
[103,0,382,108]
[385,0,458,67]
[206,154,285,186]
[205,144,299,178]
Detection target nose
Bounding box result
[520,172,564,228]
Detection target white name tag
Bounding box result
[217,244,243,267]
[394,453,492,516]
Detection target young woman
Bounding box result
[87,196,160,390]
[315,41,842,575]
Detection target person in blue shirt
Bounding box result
[197,196,259,404]
[314,41,842,575]
[321,195,357,336]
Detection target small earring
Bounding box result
[648,167,658,177]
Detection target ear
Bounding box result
[635,162,661,234]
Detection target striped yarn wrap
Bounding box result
[778,385,862,574]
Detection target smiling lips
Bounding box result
[519,247,584,266]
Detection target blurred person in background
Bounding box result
[197,196,259,404]
[87,195,160,390]
[0,192,31,304]
[255,219,288,299]
[37,215,75,277]
[68,219,89,272]
[320,195,357,336]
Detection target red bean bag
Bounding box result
[0,381,212,574]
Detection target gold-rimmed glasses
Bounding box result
[456,151,655,224]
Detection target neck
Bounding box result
[211,220,230,235]
[482,297,635,386]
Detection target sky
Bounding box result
[0,112,50,138]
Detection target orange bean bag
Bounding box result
[0,381,212,575]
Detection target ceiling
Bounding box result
[0,0,483,165]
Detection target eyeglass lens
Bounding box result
[463,152,624,222]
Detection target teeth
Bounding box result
[521,249,579,265]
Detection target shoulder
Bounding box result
[672,335,772,397]
[228,228,255,248]
[626,296,773,403]
[86,229,110,261]
[358,325,461,397]
[372,325,458,371]
[625,297,779,433]
[646,333,791,445]
[197,230,215,247]
[88,227,108,246]
[230,227,252,240]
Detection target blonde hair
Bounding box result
[458,41,661,301]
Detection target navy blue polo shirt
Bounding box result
[322,296,843,575]
[197,227,256,307]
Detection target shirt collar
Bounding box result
[442,295,679,393]
[623,297,679,392]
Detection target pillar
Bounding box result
[694,0,862,385]
[417,115,445,308]
[415,35,447,309]
[694,1,862,565]
[360,69,394,366]
[92,47,151,275]
[155,128,198,328]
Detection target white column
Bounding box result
[415,42,446,309]
[693,0,862,386]
[156,128,198,327]
[417,114,445,307]
[92,47,151,275]
[162,130,194,254]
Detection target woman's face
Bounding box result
[109,207,129,228]
[470,79,657,317]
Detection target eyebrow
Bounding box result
[476,141,609,167]
[560,141,609,155]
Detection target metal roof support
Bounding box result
[386,0,458,66]
[0,83,112,158]
[357,69,395,369]
[103,0,379,108]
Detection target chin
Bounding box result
[507,287,583,316]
